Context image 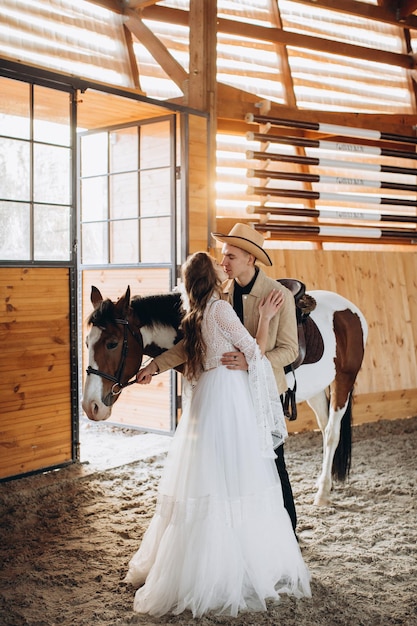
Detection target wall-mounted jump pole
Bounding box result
[247,187,416,207]
[246,132,417,161]
[247,169,417,193]
[245,105,417,244]
[245,113,417,145]
[254,223,417,244]
[246,150,417,177]
[247,205,417,224]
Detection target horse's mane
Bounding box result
[131,292,184,330]
[87,299,117,327]
[87,291,184,331]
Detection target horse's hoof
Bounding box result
[313,493,330,506]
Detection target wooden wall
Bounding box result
[257,249,417,433]
[0,268,72,480]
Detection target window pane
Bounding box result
[110,172,138,219]
[140,121,171,168]
[34,85,71,146]
[0,201,30,260]
[111,220,138,263]
[110,127,138,173]
[34,144,71,204]
[0,77,30,139]
[81,222,108,264]
[81,177,108,221]
[34,205,70,261]
[80,133,108,177]
[140,168,171,216]
[0,138,30,201]
[140,217,170,262]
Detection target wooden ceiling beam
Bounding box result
[287,0,417,28]
[217,15,413,69]
[89,0,417,29]
[122,23,144,93]
[398,0,417,19]
[124,0,160,8]
[124,8,188,91]
[140,5,415,68]
[216,82,417,134]
[86,0,123,14]
[187,0,217,112]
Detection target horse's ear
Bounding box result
[91,286,103,308]
[116,286,131,317]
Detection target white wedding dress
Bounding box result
[124,298,311,617]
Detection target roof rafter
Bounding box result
[140,4,415,69]
[124,0,160,8]
[288,0,417,28]
[398,0,417,19]
[88,0,417,29]
[124,7,188,91]
[122,23,143,92]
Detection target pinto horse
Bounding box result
[82,284,367,506]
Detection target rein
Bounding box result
[86,317,143,396]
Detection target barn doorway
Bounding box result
[0,61,207,480]
[78,115,182,470]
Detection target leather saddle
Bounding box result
[277,278,324,420]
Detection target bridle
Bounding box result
[86,317,144,396]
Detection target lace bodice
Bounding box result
[202,298,258,370]
[201,298,287,457]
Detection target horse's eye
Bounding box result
[106,341,118,350]
[85,337,89,348]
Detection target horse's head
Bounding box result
[82,286,144,421]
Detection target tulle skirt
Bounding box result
[124,365,311,617]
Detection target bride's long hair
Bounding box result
[181,252,223,381]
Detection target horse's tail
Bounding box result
[331,392,352,482]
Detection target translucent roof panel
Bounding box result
[279,0,414,113]
[217,34,286,103]
[0,0,133,87]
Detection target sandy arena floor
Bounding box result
[1,415,416,626]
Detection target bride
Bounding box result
[124,251,311,618]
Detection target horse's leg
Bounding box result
[311,372,356,506]
[310,309,365,505]
[306,389,329,435]
[314,400,350,506]
[306,389,341,506]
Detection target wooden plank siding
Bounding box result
[247,248,417,433]
[0,268,72,479]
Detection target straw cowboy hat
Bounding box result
[211,223,273,266]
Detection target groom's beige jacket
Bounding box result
[153,267,298,395]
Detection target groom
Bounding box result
[211,223,299,530]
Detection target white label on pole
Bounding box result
[319,141,381,155]
[319,210,382,221]
[319,124,380,140]
[320,176,381,188]
[320,158,381,172]
[319,226,382,238]
[320,192,381,204]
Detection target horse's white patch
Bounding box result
[82,326,109,420]
[173,282,189,311]
[286,290,367,403]
[140,324,178,351]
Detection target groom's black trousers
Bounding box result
[274,443,297,531]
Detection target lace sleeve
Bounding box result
[212,300,287,458]
[211,299,258,359]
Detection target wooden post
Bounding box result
[187,0,217,247]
